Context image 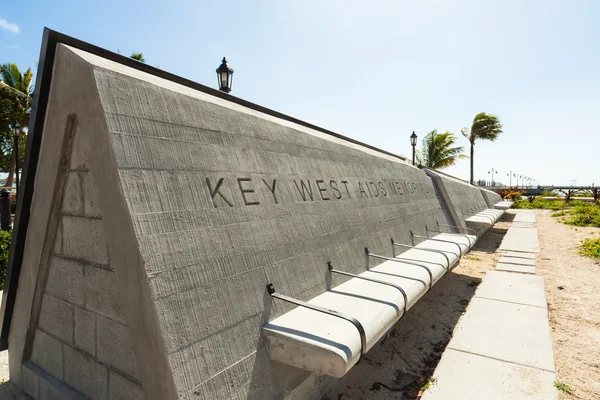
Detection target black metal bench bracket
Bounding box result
[266,283,368,364]
[365,248,434,290]
[328,261,407,315]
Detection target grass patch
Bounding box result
[562,204,600,228]
[420,377,437,392]
[549,204,600,228]
[579,237,600,259]
[512,198,584,210]
[554,381,573,394]
[465,255,481,261]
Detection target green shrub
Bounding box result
[0,230,12,290]
[560,204,600,228]
[553,381,573,394]
[10,200,16,215]
[512,198,581,210]
[579,238,600,259]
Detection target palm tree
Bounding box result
[417,129,467,169]
[130,53,145,63]
[0,63,32,187]
[463,112,503,184]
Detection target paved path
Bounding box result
[499,227,540,253]
[422,211,557,399]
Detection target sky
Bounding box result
[1,0,598,186]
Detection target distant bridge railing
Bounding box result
[477,185,596,197]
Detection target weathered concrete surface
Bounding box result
[502,251,536,260]
[0,382,31,400]
[420,349,558,400]
[499,227,540,253]
[496,263,537,274]
[475,271,546,308]
[498,256,536,266]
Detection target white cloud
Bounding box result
[0,17,19,34]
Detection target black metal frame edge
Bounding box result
[0,28,409,349]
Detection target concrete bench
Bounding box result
[262,233,473,377]
[466,208,504,236]
[494,200,513,210]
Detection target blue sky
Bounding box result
[1,0,598,185]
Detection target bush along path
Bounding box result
[511,199,600,260]
[0,230,11,290]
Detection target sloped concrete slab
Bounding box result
[475,271,546,308]
[448,297,554,372]
[498,256,536,266]
[496,263,536,275]
[499,227,540,253]
[502,251,536,260]
[420,349,558,400]
[514,211,536,223]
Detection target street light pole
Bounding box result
[410,131,417,166]
[12,123,21,200]
[488,168,498,187]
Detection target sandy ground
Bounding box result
[535,210,600,399]
[324,214,513,400]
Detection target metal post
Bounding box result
[1,189,11,231]
[14,135,19,199]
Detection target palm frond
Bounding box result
[470,112,503,142]
[130,53,146,63]
[419,130,467,169]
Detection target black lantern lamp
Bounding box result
[12,123,21,197]
[216,57,234,93]
[410,131,418,165]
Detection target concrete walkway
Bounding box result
[422,271,558,400]
[422,211,558,399]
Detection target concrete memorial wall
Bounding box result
[0,31,503,400]
[479,187,503,208]
[424,169,502,235]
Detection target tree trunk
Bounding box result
[5,154,15,188]
[470,141,474,185]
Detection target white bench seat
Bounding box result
[494,201,513,210]
[262,235,473,377]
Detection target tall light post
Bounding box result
[12,123,21,199]
[506,171,514,187]
[460,127,472,184]
[488,168,498,187]
[410,131,418,166]
[216,57,234,93]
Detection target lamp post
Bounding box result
[12,123,21,199]
[216,57,234,93]
[410,131,417,166]
[488,168,498,187]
